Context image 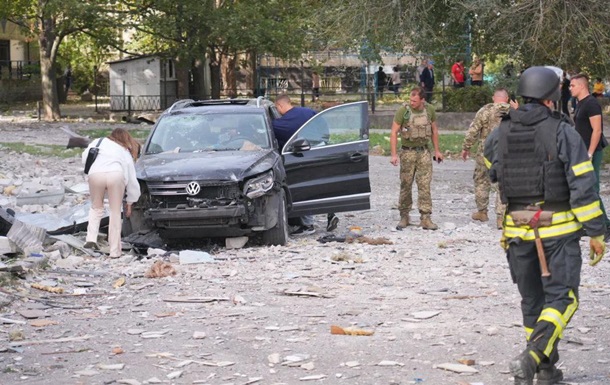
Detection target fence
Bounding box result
[0,60,40,80]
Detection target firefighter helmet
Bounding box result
[517,67,561,101]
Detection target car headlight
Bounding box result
[244,170,274,199]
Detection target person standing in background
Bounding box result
[420,61,435,102]
[376,66,387,98]
[312,71,320,102]
[469,58,483,86]
[592,77,605,98]
[570,73,610,237]
[451,58,465,88]
[461,88,511,229]
[391,66,402,96]
[82,128,141,258]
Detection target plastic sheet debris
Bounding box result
[179,250,215,264]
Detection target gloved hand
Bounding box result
[500,234,509,251]
[589,235,605,266]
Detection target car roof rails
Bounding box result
[187,99,254,106]
[167,99,195,114]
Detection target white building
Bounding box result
[108,55,178,111]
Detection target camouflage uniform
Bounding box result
[395,103,436,217]
[463,103,510,218]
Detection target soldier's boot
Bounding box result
[420,215,438,230]
[537,366,563,385]
[471,210,489,222]
[496,215,504,230]
[396,215,410,230]
[509,350,538,385]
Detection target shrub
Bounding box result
[444,86,493,112]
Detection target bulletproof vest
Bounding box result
[496,107,570,208]
[400,104,432,143]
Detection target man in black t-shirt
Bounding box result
[570,73,610,232]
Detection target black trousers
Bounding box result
[507,232,582,368]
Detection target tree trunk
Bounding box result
[209,51,222,99]
[221,53,237,98]
[38,20,61,120]
[247,50,258,95]
[190,58,206,99]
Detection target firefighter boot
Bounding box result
[396,214,409,230]
[509,350,538,385]
[497,215,504,229]
[420,215,438,230]
[537,366,563,385]
[471,210,489,222]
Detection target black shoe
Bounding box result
[537,366,563,385]
[83,241,99,250]
[291,226,315,236]
[509,350,538,385]
[326,215,339,232]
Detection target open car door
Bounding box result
[282,101,371,218]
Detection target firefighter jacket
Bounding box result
[484,103,605,240]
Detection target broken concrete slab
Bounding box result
[6,219,46,253]
[0,236,17,254]
[16,191,64,206]
[226,236,248,249]
[49,234,102,257]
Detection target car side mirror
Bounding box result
[290,138,311,153]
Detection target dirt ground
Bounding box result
[1,119,610,385]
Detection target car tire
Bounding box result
[262,189,288,246]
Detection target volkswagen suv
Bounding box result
[126,97,371,246]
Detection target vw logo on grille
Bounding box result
[186,181,201,196]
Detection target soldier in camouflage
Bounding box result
[390,87,444,230]
[461,88,512,229]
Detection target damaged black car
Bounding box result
[125,98,371,246]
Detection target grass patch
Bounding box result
[369,132,467,156]
[0,142,82,158]
[76,128,151,141]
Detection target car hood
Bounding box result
[136,149,279,182]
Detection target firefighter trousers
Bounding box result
[506,232,582,368]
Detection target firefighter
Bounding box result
[484,66,606,385]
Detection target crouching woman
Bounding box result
[82,128,141,258]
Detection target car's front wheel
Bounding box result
[262,189,288,246]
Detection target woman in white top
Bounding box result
[82,128,141,258]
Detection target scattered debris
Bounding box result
[145,260,177,278]
[377,360,404,367]
[330,325,374,336]
[10,334,92,347]
[31,283,64,294]
[457,359,475,366]
[162,296,230,303]
[435,363,479,374]
[113,276,126,288]
[179,250,215,264]
[225,236,248,249]
[412,310,441,320]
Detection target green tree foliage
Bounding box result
[0,0,126,119]
[469,0,610,75]
[314,0,610,76]
[126,0,317,98]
